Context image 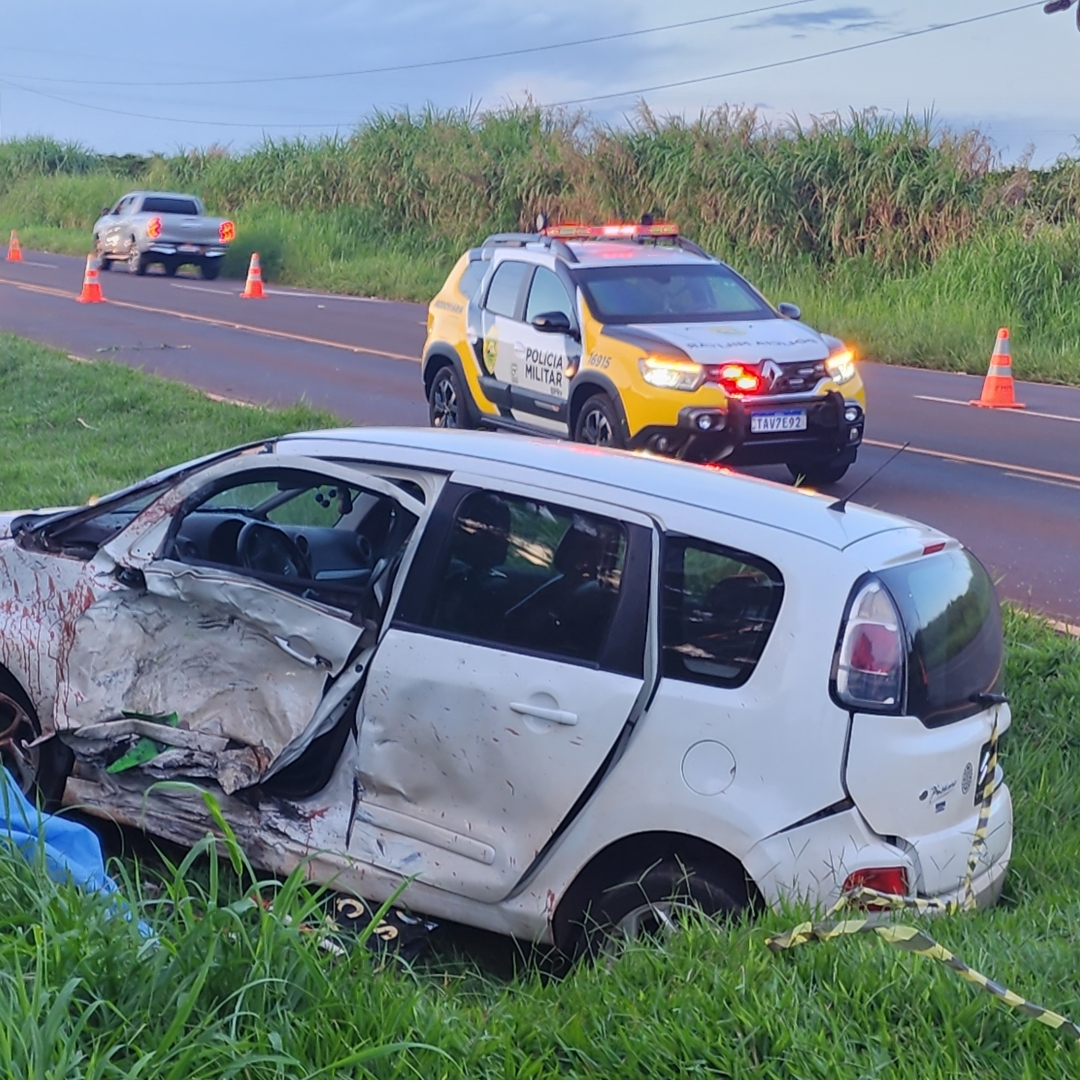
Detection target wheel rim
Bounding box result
[0,692,39,796]
[580,405,614,445]
[128,243,140,272]
[431,374,459,429]
[613,900,681,940]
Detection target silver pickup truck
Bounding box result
[92,191,235,279]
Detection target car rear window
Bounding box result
[458,258,488,301]
[574,263,776,325]
[140,196,200,215]
[661,536,784,688]
[879,550,1004,727]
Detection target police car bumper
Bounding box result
[629,391,865,465]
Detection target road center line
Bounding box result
[0,277,420,363]
[865,438,1080,486]
[914,394,1080,424]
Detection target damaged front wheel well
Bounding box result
[0,665,73,811]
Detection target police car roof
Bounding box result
[564,240,711,268]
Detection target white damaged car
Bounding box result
[0,429,1011,951]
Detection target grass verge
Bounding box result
[1,333,1079,1076]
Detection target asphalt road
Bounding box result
[2,251,1079,623]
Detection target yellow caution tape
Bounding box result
[767,711,1080,1043]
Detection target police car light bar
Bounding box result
[541,222,679,240]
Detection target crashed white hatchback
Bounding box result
[0,429,1012,950]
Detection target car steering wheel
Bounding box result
[237,521,312,580]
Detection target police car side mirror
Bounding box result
[777,302,801,320]
[532,311,573,335]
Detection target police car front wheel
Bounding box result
[574,393,625,449]
[428,365,474,430]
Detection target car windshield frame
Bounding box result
[572,261,778,325]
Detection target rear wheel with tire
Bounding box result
[558,857,747,960]
[786,450,856,486]
[127,239,146,276]
[0,671,73,813]
[573,393,625,449]
[428,364,474,429]
[200,259,221,281]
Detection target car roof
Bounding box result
[275,427,927,551]
[565,241,711,268]
[483,238,712,269]
[122,191,202,202]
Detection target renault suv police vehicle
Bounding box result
[423,221,867,484]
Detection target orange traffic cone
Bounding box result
[970,328,1024,409]
[240,252,265,299]
[77,254,105,304]
[6,231,22,262]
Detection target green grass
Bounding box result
[2,332,1080,1076]
[0,333,336,509]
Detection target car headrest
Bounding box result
[452,493,511,571]
[554,517,619,579]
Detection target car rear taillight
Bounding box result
[219,220,235,243]
[146,216,162,239]
[843,867,908,903]
[834,579,904,710]
[707,363,762,395]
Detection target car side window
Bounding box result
[484,260,530,319]
[525,267,574,325]
[167,467,418,612]
[419,489,629,665]
[661,536,784,688]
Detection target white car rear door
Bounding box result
[353,474,655,902]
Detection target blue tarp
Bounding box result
[0,766,152,937]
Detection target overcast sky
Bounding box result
[1,1,1076,165]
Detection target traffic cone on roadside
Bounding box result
[6,231,22,262]
[240,252,265,299]
[970,328,1024,409]
[76,254,105,304]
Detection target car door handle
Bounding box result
[509,701,578,726]
[274,636,329,669]
[513,341,527,355]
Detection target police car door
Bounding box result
[509,263,580,434]
[478,257,532,415]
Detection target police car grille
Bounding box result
[766,360,827,395]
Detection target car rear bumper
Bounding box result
[146,244,227,259]
[627,390,864,465]
[747,785,1012,915]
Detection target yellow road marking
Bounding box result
[0,277,420,363]
[914,394,1080,424]
[865,438,1080,486]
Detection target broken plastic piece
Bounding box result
[107,712,179,773]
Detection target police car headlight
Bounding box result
[639,356,705,392]
[826,347,857,385]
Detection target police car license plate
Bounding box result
[179,244,200,253]
[750,410,807,434]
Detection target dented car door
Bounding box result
[353,477,654,903]
[57,456,424,794]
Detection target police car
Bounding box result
[423,221,867,484]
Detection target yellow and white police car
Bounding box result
[423,220,867,484]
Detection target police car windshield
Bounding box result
[574,263,777,325]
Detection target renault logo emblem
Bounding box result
[761,359,783,389]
